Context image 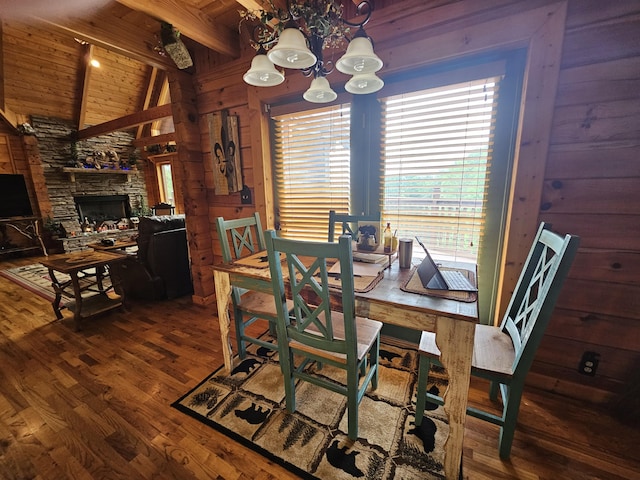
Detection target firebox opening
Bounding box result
[74,195,131,224]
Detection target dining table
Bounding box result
[212,253,478,479]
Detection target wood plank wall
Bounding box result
[185,0,640,405]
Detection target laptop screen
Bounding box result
[414,236,477,291]
[415,237,448,289]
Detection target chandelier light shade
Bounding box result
[243,50,285,86]
[267,26,317,69]
[335,32,383,75]
[345,72,384,94]
[303,76,338,103]
[240,0,383,104]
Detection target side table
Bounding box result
[40,250,128,330]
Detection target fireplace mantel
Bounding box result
[59,167,138,183]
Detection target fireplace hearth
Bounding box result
[74,195,131,224]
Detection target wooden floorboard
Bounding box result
[1,255,638,480]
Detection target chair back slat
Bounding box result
[215,213,265,263]
[266,231,355,356]
[500,223,580,373]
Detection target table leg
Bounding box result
[213,269,234,373]
[71,272,83,331]
[47,268,64,320]
[435,316,475,479]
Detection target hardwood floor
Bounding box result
[1,255,638,480]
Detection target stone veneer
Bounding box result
[32,116,148,251]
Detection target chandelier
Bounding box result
[241,0,383,103]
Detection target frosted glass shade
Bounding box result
[303,76,337,103]
[267,27,317,69]
[345,73,384,94]
[243,53,285,86]
[336,36,383,75]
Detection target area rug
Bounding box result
[172,337,449,479]
[0,263,98,306]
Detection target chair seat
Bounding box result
[292,312,383,364]
[419,324,515,379]
[237,290,293,317]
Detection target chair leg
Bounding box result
[415,354,431,426]
[498,383,523,459]
[347,363,359,440]
[489,380,500,401]
[372,336,380,390]
[235,309,248,359]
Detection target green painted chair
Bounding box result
[327,210,380,242]
[415,222,580,458]
[215,213,291,358]
[265,230,383,440]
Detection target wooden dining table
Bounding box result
[212,255,478,479]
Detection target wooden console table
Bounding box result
[0,216,47,256]
[40,250,127,330]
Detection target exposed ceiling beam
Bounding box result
[133,132,176,149]
[37,14,175,70]
[116,0,239,58]
[0,23,18,130]
[136,67,159,139]
[77,44,94,130]
[235,0,266,10]
[76,103,173,140]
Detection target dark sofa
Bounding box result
[115,215,193,300]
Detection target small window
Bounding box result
[156,161,175,206]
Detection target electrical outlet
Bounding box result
[578,351,600,376]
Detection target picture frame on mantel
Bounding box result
[207,110,242,195]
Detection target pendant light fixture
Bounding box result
[240,1,383,104]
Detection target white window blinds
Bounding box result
[381,77,501,261]
[272,104,351,241]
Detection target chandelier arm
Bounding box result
[340,1,373,28]
[250,24,279,49]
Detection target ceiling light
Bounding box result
[240,0,382,104]
[89,58,101,68]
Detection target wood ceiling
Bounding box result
[0,0,273,135]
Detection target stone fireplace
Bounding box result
[32,115,148,252]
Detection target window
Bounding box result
[272,104,351,241]
[156,161,175,206]
[380,77,500,262]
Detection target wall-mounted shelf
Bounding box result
[59,167,137,182]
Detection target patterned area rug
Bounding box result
[0,263,103,305]
[172,337,449,479]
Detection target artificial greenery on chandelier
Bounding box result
[239,0,350,51]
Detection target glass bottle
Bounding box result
[383,222,392,253]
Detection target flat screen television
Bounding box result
[0,174,34,218]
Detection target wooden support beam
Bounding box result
[116,0,239,58]
[136,66,159,139]
[38,14,175,70]
[76,104,173,140]
[77,44,93,130]
[133,132,176,148]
